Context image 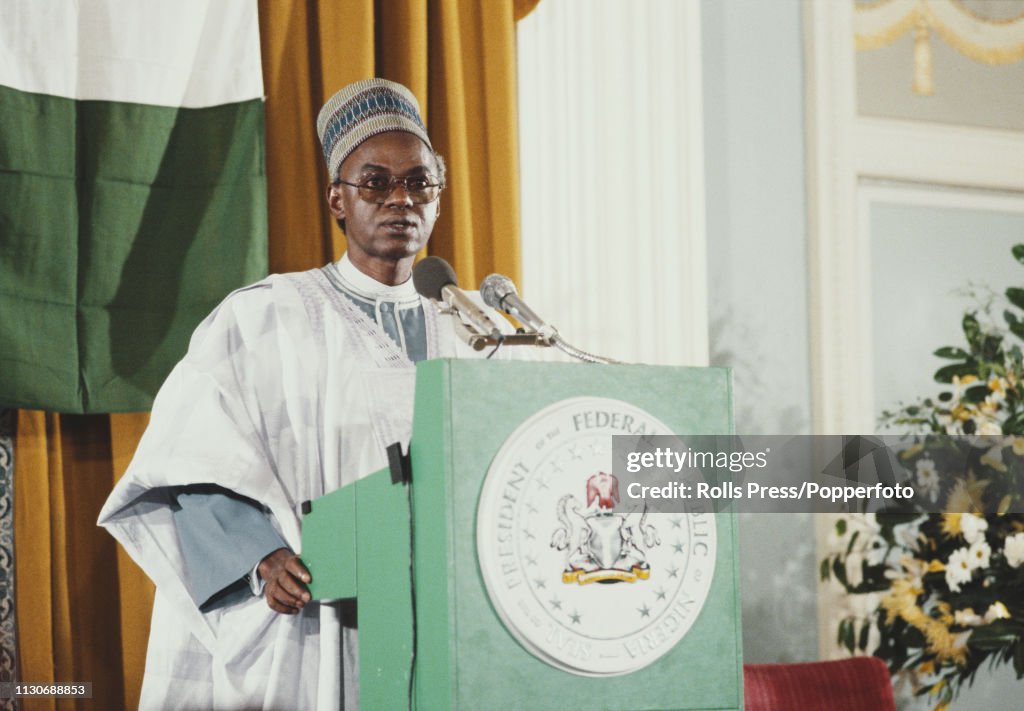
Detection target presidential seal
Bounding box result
[476,397,717,676]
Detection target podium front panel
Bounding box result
[409,360,741,711]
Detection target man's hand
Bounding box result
[258,547,312,614]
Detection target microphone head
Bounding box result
[480,273,517,310]
[413,256,457,300]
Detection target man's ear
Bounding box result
[326,182,345,220]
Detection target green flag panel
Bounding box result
[0,84,267,413]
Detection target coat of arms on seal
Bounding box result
[476,397,716,677]
[552,472,660,584]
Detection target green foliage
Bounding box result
[967,620,1023,651]
[1006,288,1024,312]
[935,347,969,360]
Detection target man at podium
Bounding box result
[98,78,516,710]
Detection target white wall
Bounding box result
[702,0,818,663]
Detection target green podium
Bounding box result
[302,359,742,710]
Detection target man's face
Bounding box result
[327,131,441,282]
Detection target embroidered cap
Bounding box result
[316,78,433,180]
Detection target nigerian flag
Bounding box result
[0,1,267,413]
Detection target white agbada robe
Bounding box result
[98,259,516,710]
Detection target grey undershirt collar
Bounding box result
[325,253,427,362]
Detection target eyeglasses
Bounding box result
[335,174,443,204]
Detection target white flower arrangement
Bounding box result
[823,245,1024,711]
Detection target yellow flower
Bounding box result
[880,579,918,625]
[889,556,930,591]
[955,374,978,388]
[935,602,953,625]
[943,473,988,517]
[929,629,969,666]
[950,404,973,422]
[880,581,968,665]
[900,442,925,459]
[1013,437,1024,456]
[941,513,962,538]
[984,601,1010,623]
[918,660,935,674]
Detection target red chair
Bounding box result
[744,657,897,711]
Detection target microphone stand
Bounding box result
[433,301,550,351]
[433,301,621,364]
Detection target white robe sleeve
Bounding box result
[98,277,318,651]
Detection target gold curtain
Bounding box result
[15,413,152,711]
[14,1,538,708]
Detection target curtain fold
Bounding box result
[15,411,142,710]
[15,1,534,707]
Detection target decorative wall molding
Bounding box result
[516,0,708,366]
[805,0,868,436]
[859,180,1024,214]
[855,182,1024,423]
[854,0,1024,95]
[805,0,1024,662]
[854,117,1024,192]
[806,1,1024,438]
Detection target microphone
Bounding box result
[413,257,504,341]
[479,274,557,341]
[480,274,621,364]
